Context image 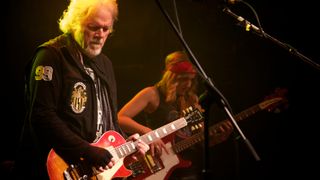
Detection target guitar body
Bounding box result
[47,130,132,180]
[124,134,192,180]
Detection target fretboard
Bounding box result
[115,117,188,158]
[173,103,263,153]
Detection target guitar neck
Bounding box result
[114,117,188,159]
[173,103,263,153]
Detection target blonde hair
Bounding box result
[165,51,190,69]
[156,51,198,110]
[58,0,118,34]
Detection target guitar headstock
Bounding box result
[182,106,204,125]
[260,87,289,113]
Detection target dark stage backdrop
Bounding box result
[3,0,319,179]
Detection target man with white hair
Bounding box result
[13,0,149,179]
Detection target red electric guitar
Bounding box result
[124,88,288,180]
[46,106,203,180]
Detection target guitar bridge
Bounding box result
[63,163,93,180]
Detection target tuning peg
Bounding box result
[191,126,196,131]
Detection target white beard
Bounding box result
[85,46,102,58]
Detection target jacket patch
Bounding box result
[35,65,53,81]
[71,82,87,113]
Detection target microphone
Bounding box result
[222,7,262,34]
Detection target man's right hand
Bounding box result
[84,145,114,171]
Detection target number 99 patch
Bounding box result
[35,65,53,81]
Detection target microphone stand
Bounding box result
[223,7,320,71]
[154,0,261,179]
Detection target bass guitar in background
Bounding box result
[124,88,288,180]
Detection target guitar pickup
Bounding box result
[126,160,145,177]
[64,164,89,180]
[144,154,164,173]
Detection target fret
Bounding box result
[121,145,127,154]
[174,132,203,153]
[155,131,159,138]
[125,144,131,153]
[116,142,135,158]
[130,143,135,150]
[118,146,124,157]
[162,128,167,134]
[139,117,188,145]
[234,105,260,121]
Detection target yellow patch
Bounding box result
[35,66,53,81]
[70,82,87,113]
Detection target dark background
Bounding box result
[2,0,320,179]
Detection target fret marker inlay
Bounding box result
[163,128,167,134]
[119,148,123,156]
[155,131,159,138]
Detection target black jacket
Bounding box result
[14,34,124,179]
